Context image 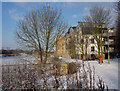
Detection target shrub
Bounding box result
[2,60,107,90]
[68,62,77,74]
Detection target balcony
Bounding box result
[103,32,116,37]
[104,48,114,53]
[103,40,114,45]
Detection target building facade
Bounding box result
[103,28,116,59]
[54,22,116,60]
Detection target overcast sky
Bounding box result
[1,2,116,49]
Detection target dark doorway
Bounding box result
[91,54,96,60]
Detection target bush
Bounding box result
[68,62,77,74]
[52,57,60,62]
[2,60,108,90]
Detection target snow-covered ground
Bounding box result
[0,54,37,90]
[60,57,119,89]
[0,55,119,89]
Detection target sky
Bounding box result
[1,2,116,49]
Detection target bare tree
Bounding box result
[84,6,111,61]
[16,4,67,64]
[76,30,89,61]
[66,25,90,61]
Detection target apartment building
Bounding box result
[54,22,116,60]
[103,28,116,59]
[54,35,71,58]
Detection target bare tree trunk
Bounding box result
[82,44,85,61]
[45,29,51,64]
[100,26,104,63]
[45,39,49,64]
[98,45,100,56]
[35,29,43,63]
[85,45,87,60]
[84,6,111,62]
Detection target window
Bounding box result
[91,46,95,52]
[91,39,94,43]
[81,39,84,43]
[104,46,106,52]
[66,47,67,50]
[104,38,108,42]
[62,44,64,50]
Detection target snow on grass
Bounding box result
[0,56,118,89]
[59,57,82,63]
[88,59,118,89]
[1,54,36,65]
[60,57,119,89]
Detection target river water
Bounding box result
[0,54,36,65]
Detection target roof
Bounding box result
[65,26,77,36]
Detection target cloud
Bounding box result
[16,3,28,8]
[84,7,88,11]
[72,14,77,18]
[8,9,16,14]
[8,9,24,21]
[82,12,89,17]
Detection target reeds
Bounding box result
[2,59,108,90]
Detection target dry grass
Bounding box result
[2,58,108,90]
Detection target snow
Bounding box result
[60,57,119,89]
[86,59,118,89]
[0,55,119,89]
[60,57,82,63]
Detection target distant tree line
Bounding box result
[1,49,33,57]
[1,49,20,57]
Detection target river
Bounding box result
[0,54,36,65]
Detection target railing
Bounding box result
[109,32,116,36]
[103,32,116,37]
[104,41,114,45]
[104,48,114,53]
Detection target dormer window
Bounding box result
[91,39,94,43]
[91,46,95,52]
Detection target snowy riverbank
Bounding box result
[0,56,119,89]
[60,57,119,89]
[0,54,36,65]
